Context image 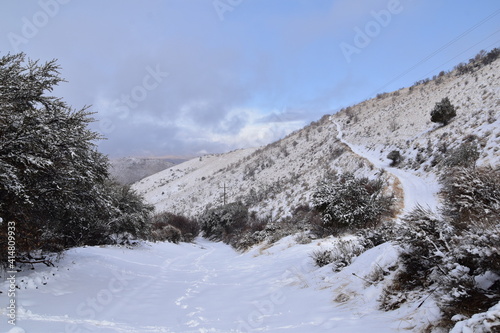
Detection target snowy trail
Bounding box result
[334,121,440,214]
[1,237,419,333]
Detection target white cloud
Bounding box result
[176,107,305,151]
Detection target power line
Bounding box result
[418,33,500,82]
[369,8,500,96]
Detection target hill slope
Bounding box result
[129,56,500,332]
[133,57,499,220]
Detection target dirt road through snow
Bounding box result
[334,121,440,213]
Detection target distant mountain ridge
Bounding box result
[109,157,188,184]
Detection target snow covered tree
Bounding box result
[107,182,154,243]
[0,53,152,266]
[312,173,394,234]
[430,97,456,126]
[387,150,402,167]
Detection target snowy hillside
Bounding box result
[133,118,401,220]
[335,57,500,171]
[133,58,500,220]
[129,56,500,331]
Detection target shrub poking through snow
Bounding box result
[266,205,321,243]
[392,206,500,328]
[312,173,394,234]
[430,97,457,126]
[150,224,182,243]
[454,48,500,75]
[443,142,480,168]
[440,166,500,229]
[394,206,452,291]
[311,249,335,267]
[311,239,366,271]
[385,166,500,329]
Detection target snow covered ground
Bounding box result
[1,236,442,333]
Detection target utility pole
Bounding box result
[219,182,232,205]
[222,183,227,205]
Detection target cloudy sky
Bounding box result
[1,1,499,157]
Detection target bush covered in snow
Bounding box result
[430,97,457,126]
[393,207,452,291]
[450,301,500,333]
[199,203,322,250]
[311,239,366,271]
[312,173,395,235]
[384,166,500,328]
[264,205,320,243]
[440,166,500,228]
[199,202,251,244]
[443,142,480,168]
[151,224,182,243]
[150,212,199,243]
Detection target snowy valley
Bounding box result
[1,55,500,333]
